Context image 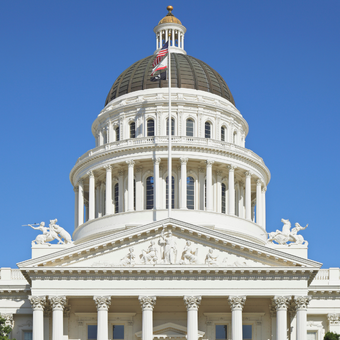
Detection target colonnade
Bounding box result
[156,28,184,50]
[28,294,310,340]
[74,160,266,229]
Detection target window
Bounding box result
[23,331,33,340]
[166,118,175,136]
[222,183,226,213]
[113,325,124,339]
[216,325,227,339]
[187,176,194,209]
[221,126,226,141]
[130,122,135,138]
[115,126,120,141]
[147,119,154,136]
[88,325,97,340]
[114,183,119,213]
[166,176,175,209]
[243,325,252,340]
[205,121,211,138]
[307,332,317,340]
[146,176,154,209]
[186,118,194,137]
[233,131,237,144]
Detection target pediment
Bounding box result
[18,218,321,271]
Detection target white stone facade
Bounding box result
[0,8,338,340]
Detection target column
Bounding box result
[270,304,277,340]
[289,303,297,340]
[139,296,156,340]
[239,184,244,218]
[273,296,291,340]
[135,167,143,211]
[88,171,95,220]
[126,160,135,211]
[328,313,340,334]
[94,296,111,340]
[228,296,246,340]
[184,296,201,340]
[245,171,251,220]
[228,165,236,215]
[180,158,188,209]
[49,296,67,340]
[118,169,124,212]
[294,296,311,340]
[198,168,205,210]
[95,183,100,218]
[153,158,161,209]
[235,181,240,216]
[216,171,222,213]
[74,187,79,229]
[206,160,214,211]
[262,186,267,229]
[105,165,112,215]
[108,121,114,143]
[256,179,262,226]
[78,180,84,226]
[29,296,46,340]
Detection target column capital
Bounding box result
[87,170,94,177]
[206,160,214,167]
[0,313,14,328]
[245,171,252,177]
[104,164,112,171]
[256,179,263,186]
[228,295,246,311]
[328,313,340,324]
[49,296,67,311]
[198,167,205,173]
[153,157,161,165]
[139,296,156,310]
[126,160,135,167]
[184,296,201,311]
[73,186,79,192]
[262,186,267,193]
[94,296,111,311]
[180,157,189,164]
[273,296,291,311]
[78,179,84,186]
[136,166,143,173]
[118,169,124,177]
[29,295,46,311]
[216,170,223,177]
[227,164,236,171]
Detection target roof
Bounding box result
[158,5,182,25]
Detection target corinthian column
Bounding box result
[94,296,111,340]
[88,171,95,220]
[206,160,214,211]
[294,296,311,340]
[49,296,67,340]
[229,296,246,340]
[273,296,291,340]
[228,165,236,215]
[139,296,156,340]
[78,180,84,226]
[105,165,112,215]
[180,158,188,209]
[184,296,201,340]
[245,171,251,220]
[29,296,46,340]
[126,160,135,211]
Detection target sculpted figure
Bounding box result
[290,223,308,246]
[140,241,158,265]
[205,248,218,266]
[159,229,177,264]
[29,222,62,246]
[49,219,73,244]
[120,247,136,266]
[180,241,198,265]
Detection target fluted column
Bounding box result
[49,296,67,340]
[262,186,267,229]
[78,180,84,226]
[180,158,188,209]
[74,187,78,229]
[228,165,236,215]
[94,296,111,340]
[88,171,95,220]
[256,179,262,226]
[294,296,311,340]
[184,296,201,340]
[273,296,291,340]
[118,169,124,212]
[29,296,46,340]
[139,296,156,340]
[105,165,112,215]
[245,172,251,220]
[229,296,246,340]
[126,160,135,211]
[206,160,214,211]
[153,158,161,209]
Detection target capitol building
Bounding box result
[1,6,340,340]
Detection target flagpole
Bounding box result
[168,35,172,218]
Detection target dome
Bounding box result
[158,5,182,25]
[104,54,235,106]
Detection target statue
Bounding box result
[180,241,198,264]
[140,241,158,265]
[120,247,136,266]
[267,218,308,246]
[158,228,177,264]
[205,248,218,266]
[49,219,73,244]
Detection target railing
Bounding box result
[313,269,330,281]
[11,269,26,280]
[311,268,340,285]
[0,268,26,281]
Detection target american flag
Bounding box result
[152,41,168,68]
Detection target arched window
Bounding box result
[166,118,175,136]
[205,122,211,138]
[187,176,195,209]
[166,176,175,209]
[114,183,119,213]
[221,126,226,142]
[186,119,194,137]
[147,119,155,136]
[146,176,154,209]
[130,122,135,138]
[115,126,120,141]
[222,183,226,213]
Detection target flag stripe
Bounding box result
[152,41,168,67]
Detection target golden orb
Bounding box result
[167,6,173,12]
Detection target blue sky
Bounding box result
[1,1,339,268]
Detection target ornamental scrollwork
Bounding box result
[139,296,156,310]
[1,314,14,328]
[184,296,202,310]
[294,296,311,310]
[29,296,46,310]
[328,313,340,325]
[94,296,111,311]
[49,296,67,310]
[272,296,291,311]
[228,296,246,311]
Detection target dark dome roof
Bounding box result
[105,54,235,107]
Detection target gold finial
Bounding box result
[167,5,173,13]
